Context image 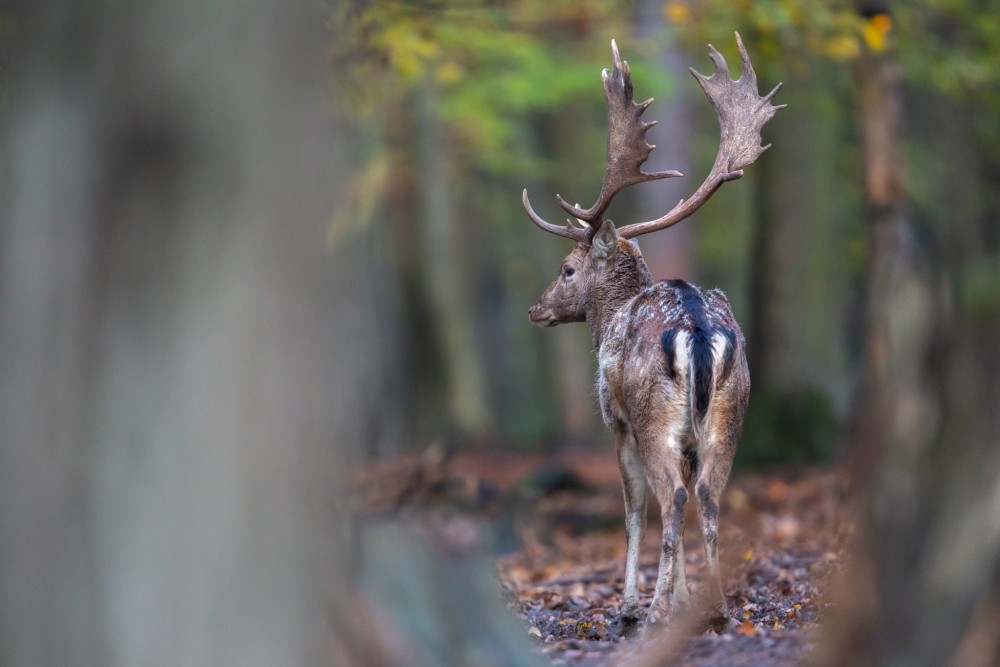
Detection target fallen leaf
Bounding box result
[736,620,757,637]
[528,626,542,638]
[768,480,789,502]
[774,516,800,541]
[727,487,750,510]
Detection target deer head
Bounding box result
[526,34,783,328]
[527,219,624,327]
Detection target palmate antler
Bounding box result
[522,33,784,243]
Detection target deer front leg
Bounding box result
[616,430,647,636]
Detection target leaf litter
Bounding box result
[354,446,850,666]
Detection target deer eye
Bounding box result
[563,266,575,278]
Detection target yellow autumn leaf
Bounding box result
[436,61,463,86]
[382,23,439,81]
[664,1,690,24]
[862,13,893,53]
[825,35,860,62]
[872,13,893,34]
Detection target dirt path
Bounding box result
[489,455,847,665]
[356,447,849,665]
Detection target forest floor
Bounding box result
[355,445,851,666]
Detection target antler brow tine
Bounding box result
[522,189,589,242]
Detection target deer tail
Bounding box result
[662,323,736,443]
[689,325,714,428]
[689,326,739,443]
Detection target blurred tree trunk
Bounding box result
[737,60,850,461]
[747,154,783,388]
[848,9,940,468]
[0,3,534,666]
[820,7,1000,666]
[0,3,347,665]
[415,84,494,441]
[747,73,829,393]
[546,106,603,440]
[635,0,693,282]
[372,98,421,456]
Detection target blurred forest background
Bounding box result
[2,0,1000,665]
[330,0,1000,466]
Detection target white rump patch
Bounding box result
[711,331,730,367]
[672,330,690,377]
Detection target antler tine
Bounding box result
[558,39,682,227]
[618,33,784,240]
[522,189,589,242]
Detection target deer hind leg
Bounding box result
[672,524,689,606]
[616,428,647,635]
[695,434,736,630]
[671,449,697,609]
[641,433,688,626]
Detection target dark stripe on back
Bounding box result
[660,329,679,380]
[667,280,713,420]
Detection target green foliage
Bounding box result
[328,1,1000,459]
[330,0,669,176]
[658,0,866,75]
[331,0,1000,171]
[661,0,1000,109]
[895,1,1000,110]
[960,254,1000,322]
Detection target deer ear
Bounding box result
[590,220,619,262]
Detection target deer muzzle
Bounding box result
[528,302,557,327]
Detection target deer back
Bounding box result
[598,280,746,436]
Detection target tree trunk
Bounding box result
[0,3,537,665]
[747,71,835,393]
[0,3,348,665]
[634,2,694,282]
[847,18,939,471]
[818,8,1000,665]
[415,84,494,441]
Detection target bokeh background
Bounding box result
[330,0,998,465]
[2,1,999,665]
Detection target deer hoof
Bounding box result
[616,612,641,638]
[645,600,673,629]
[702,605,729,633]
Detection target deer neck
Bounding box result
[586,242,653,353]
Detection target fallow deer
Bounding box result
[524,34,782,634]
